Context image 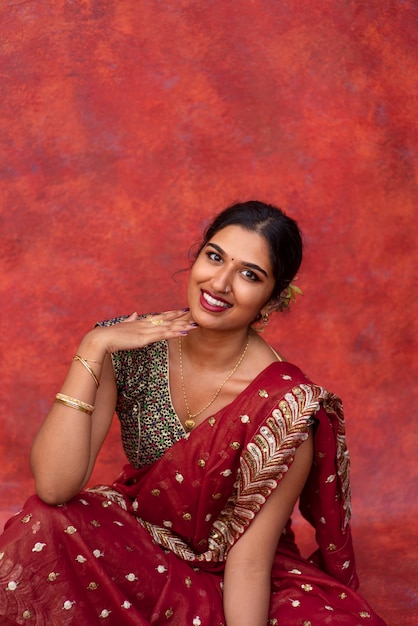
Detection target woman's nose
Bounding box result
[211,266,232,294]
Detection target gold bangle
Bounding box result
[55,393,94,415]
[83,356,102,364]
[72,355,100,388]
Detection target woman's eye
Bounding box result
[207,251,222,262]
[241,269,259,281]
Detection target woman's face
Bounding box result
[187,225,276,331]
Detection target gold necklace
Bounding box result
[178,335,250,431]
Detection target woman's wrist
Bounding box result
[76,328,110,363]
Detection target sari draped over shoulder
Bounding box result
[0,323,386,625]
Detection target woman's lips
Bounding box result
[200,290,232,312]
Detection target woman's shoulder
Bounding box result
[260,359,313,392]
[250,333,310,383]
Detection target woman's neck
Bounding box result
[180,327,252,370]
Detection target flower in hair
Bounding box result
[281,282,303,310]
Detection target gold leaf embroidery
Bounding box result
[87,582,99,590]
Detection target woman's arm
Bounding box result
[223,433,313,626]
[30,343,116,505]
[30,310,196,505]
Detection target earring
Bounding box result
[252,312,269,333]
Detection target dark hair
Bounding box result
[195,200,303,310]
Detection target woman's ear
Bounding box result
[260,298,281,317]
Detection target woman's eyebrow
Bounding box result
[206,242,269,277]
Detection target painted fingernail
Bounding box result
[181,307,190,312]
[180,330,189,335]
[189,322,199,327]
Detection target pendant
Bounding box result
[184,419,195,431]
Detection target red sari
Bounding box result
[0,356,386,625]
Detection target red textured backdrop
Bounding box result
[1,2,417,623]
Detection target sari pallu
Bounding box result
[0,361,386,625]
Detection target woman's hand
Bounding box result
[79,309,198,360]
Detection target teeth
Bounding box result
[203,292,230,308]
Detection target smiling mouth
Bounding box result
[201,290,232,309]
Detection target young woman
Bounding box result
[0,201,386,625]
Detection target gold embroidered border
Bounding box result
[207,384,352,560]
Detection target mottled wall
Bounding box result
[1,0,417,537]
